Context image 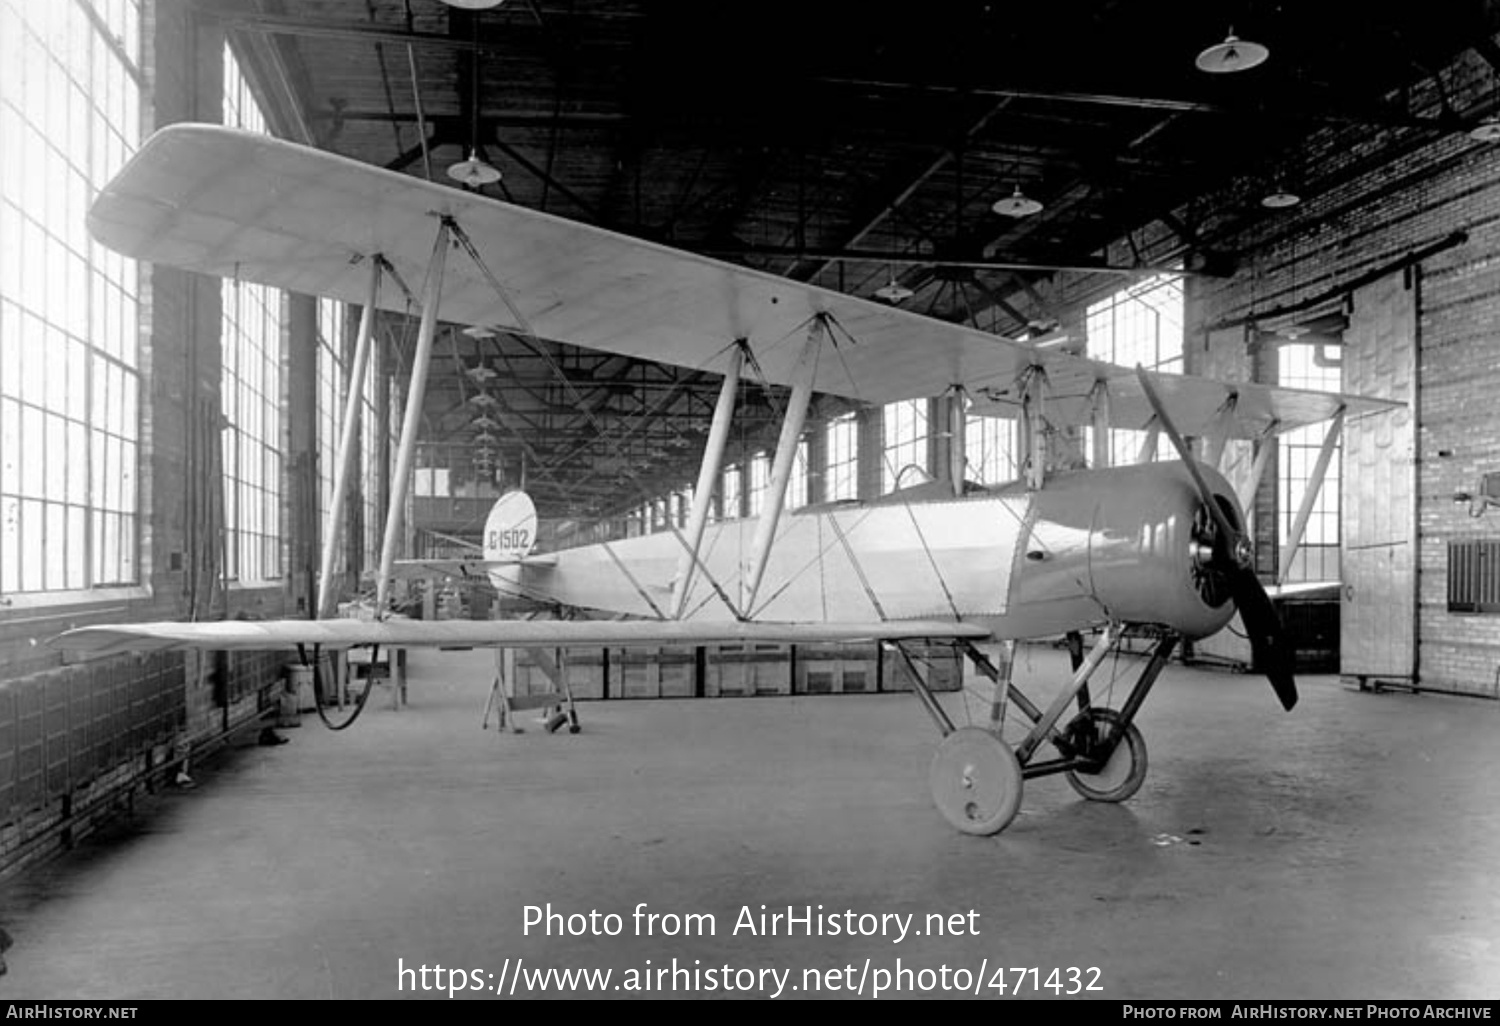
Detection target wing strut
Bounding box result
[1089,378,1112,469]
[742,317,824,610]
[1020,364,1047,490]
[317,256,382,619]
[376,219,451,615]
[1200,392,1240,469]
[947,385,966,496]
[1238,418,1280,513]
[671,342,745,618]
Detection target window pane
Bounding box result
[0,0,142,593]
[219,39,286,591]
[1086,273,1184,466]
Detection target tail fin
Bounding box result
[483,491,538,562]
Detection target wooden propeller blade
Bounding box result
[1134,366,1297,712]
[1133,365,1241,554]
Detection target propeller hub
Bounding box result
[1233,535,1254,568]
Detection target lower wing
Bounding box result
[52,618,993,657]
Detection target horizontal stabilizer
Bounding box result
[388,553,557,580]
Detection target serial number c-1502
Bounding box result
[488,529,530,551]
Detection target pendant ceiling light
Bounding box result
[448,19,501,188]
[1469,118,1500,142]
[448,149,502,188]
[441,1,505,9]
[875,276,914,302]
[992,185,1043,218]
[1195,29,1269,73]
[1261,187,1301,209]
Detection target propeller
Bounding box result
[1133,366,1298,711]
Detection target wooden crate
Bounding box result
[793,643,878,695]
[880,644,962,693]
[705,644,791,696]
[608,646,700,699]
[514,647,607,700]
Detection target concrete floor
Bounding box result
[1,645,1497,1000]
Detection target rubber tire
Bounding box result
[929,727,1024,835]
[1065,708,1147,803]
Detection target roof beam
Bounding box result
[699,244,1184,278]
[196,8,508,55]
[787,97,1014,282]
[815,76,1477,134]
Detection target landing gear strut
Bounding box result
[894,629,1178,835]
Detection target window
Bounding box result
[721,464,742,519]
[965,415,1017,486]
[414,467,450,498]
[1278,345,1341,582]
[0,0,144,594]
[882,400,928,492]
[1086,273,1184,465]
[220,42,284,582]
[825,414,857,501]
[786,439,809,510]
[747,454,770,517]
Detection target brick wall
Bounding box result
[0,0,315,872]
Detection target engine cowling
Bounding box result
[1013,462,1243,641]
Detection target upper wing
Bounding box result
[51,618,992,657]
[89,124,1395,433]
[967,360,1376,440]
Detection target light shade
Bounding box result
[1469,118,1500,142]
[875,278,914,302]
[1261,188,1301,209]
[441,0,505,8]
[992,185,1043,218]
[447,150,502,187]
[1195,32,1269,74]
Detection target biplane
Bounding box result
[53,124,1396,835]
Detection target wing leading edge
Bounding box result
[88,124,1397,435]
[51,618,994,657]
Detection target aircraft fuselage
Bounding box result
[493,461,1240,643]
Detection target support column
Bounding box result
[376,222,451,613]
[743,318,824,611]
[288,294,319,616]
[317,260,381,618]
[672,345,744,618]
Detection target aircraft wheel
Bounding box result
[929,727,1023,836]
[1064,709,1147,803]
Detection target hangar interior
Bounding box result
[1,0,1500,999]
